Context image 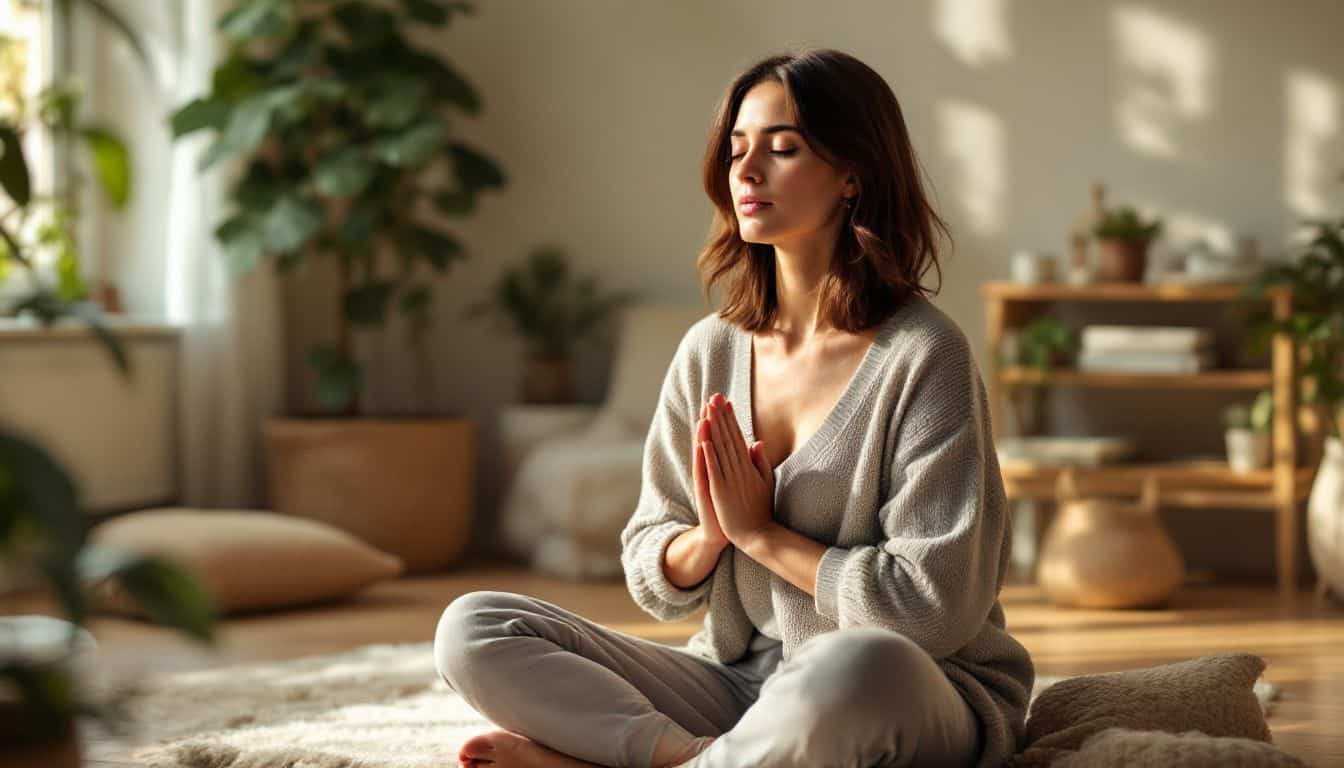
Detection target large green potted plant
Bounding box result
[1093,205,1164,283]
[2,94,216,768]
[1237,189,1344,599]
[464,245,636,404]
[169,0,505,572]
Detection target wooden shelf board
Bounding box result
[997,367,1273,389]
[979,281,1287,303]
[1000,460,1317,506]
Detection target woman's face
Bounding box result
[728,80,854,248]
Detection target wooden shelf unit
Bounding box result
[980,280,1304,595]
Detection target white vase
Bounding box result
[1308,437,1344,602]
[1225,429,1270,473]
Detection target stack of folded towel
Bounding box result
[1078,325,1216,373]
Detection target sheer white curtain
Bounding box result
[163,0,284,508]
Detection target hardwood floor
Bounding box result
[14,557,1341,766]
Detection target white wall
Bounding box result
[96,1,1344,573]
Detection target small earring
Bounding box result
[844,197,853,208]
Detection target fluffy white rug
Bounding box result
[93,642,1280,768]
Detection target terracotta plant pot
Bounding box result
[1096,238,1150,282]
[265,418,476,572]
[523,357,574,404]
[1036,471,1185,608]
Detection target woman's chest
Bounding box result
[750,337,873,470]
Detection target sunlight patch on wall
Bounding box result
[936,101,1004,237]
[1111,5,1212,160]
[934,0,1012,68]
[1283,69,1340,219]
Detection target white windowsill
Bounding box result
[0,316,180,340]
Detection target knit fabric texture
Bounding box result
[620,295,1035,768]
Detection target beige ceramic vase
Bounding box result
[1036,470,1185,608]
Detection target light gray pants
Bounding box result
[433,590,982,768]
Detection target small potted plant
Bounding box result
[1222,389,1274,473]
[464,245,636,404]
[1093,205,1164,282]
[1018,316,1076,371]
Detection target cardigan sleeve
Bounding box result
[619,333,715,622]
[812,334,1010,659]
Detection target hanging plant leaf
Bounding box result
[0,123,32,207]
[79,126,132,209]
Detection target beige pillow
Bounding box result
[91,508,404,616]
[1055,728,1306,767]
[1011,654,1272,767]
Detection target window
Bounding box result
[0,0,53,299]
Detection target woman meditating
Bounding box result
[435,48,1035,768]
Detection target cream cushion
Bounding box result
[1011,654,1272,766]
[91,508,404,616]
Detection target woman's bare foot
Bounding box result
[457,730,602,768]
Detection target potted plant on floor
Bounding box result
[1222,390,1274,473]
[1093,205,1164,282]
[1238,183,1344,600]
[169,0,505,572]
[2,98,216,768]
[464,245,636,404]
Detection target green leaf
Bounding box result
[214,213,266,273]
[0,122,32,207]
[364,79,427,129]
[408,226,464,271]
[169,97,229,138]
[332,2,399,47]
[450,143,505,191]
[313,148,373,197]
[422,56,480,112]
[307,343,362,412]
[339,201,379,244]
[79,127,132,209]
[432,187,476,216]
[374,121,445,167]
[210,54,261,102]
[197,94,274,171]
[110,556,216,643]
[344,281,397,327]
[262,195,323,253]
[0,432,85,558]
[219,0,292,40]
[400,0,448,24]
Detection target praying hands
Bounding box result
[693,392,776,549]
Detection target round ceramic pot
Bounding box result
[1096,239,1149,282]
[1225,429,1271,473]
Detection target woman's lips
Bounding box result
[738,202,772,216]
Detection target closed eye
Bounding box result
[729,149,799,162]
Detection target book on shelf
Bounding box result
[1076,349,1217,373]
[1079,325,1213,353]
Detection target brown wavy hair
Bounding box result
[697,48,949,333]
